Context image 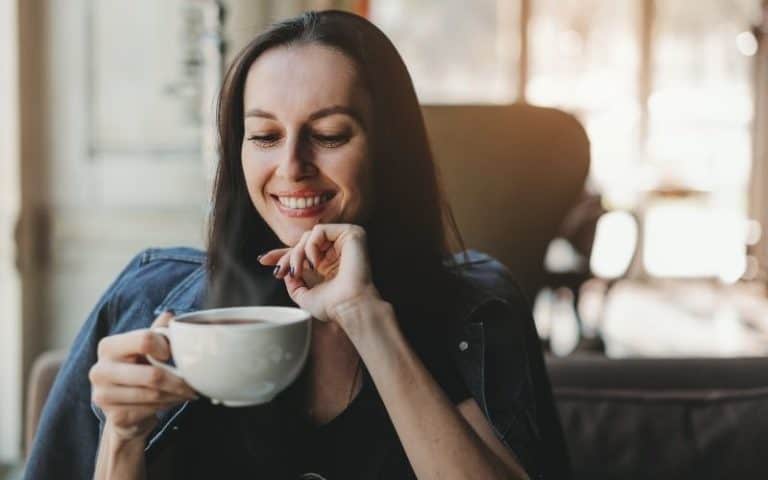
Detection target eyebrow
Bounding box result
[244,105,366,127]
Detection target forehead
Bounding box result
[242,43,368,119]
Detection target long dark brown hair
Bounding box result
[207,10,466,326]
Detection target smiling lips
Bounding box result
[271,190,335,218]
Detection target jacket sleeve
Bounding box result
[23,252,147,480]
[473,287,571,480]
[469,297,543,478]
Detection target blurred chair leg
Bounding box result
[24,349,67,457]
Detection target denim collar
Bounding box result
[152,265,208,317]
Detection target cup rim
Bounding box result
[172,306,311,328]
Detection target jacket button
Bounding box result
[458,341,469,351]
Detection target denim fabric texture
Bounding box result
[23,247,550,479]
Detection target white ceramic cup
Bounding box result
[147,306,312,407]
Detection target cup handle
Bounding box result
[145,326,183,378]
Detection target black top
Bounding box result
[164,264,476,479]
[167,341,470,479]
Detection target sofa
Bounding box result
[548,355,768,479]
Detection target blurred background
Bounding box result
[2,0,768,477]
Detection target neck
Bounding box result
[303,318,363,424]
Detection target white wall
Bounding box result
[42,0,212,349]
[0,0,22,463]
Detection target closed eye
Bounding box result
[247,134,281,146]
[313,134,349,148]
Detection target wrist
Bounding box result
[96,421,148,480]
[331,288,394,338]
[104,419,153,447]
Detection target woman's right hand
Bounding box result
[89,311,198,442]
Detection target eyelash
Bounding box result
[247,134,280,147]
[246,134,349,148]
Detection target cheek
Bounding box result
[241,148,269,204]
[341,153,375,219]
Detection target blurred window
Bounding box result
[528,0,641,202]
[369,0,520,103]
[643,0,759,280]
[370,0,762,280]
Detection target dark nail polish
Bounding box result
[307,260,314,270]
[273,266,280,276]
[289,266,295,277]
[166,309,175,315]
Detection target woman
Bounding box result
[25,10,567,480]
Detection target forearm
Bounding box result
[336,298,525,480]
[93,424,147,480]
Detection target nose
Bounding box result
[275,135,316,181]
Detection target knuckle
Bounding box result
[309,228,323,241]
[88,363,107,385]
[152,312,172,327]
[147,388,162,402]
[138,330,156,355]
[88,364,99,384]
[96,337,109,359]
[91,389,106,406]
[147,367,165,387]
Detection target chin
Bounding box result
[274,229,303,247]
[274,221,317,247]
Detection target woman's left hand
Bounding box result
[257,224,382,323]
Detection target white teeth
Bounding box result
[277,193,332,210]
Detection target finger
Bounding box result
[97,329,171,362]
[258,248,290,266]
[299,266,324,289]
[274,250,292,279]
[90,362,197,397]
[310,223,362,244]
[282,271,311,309]
[93,384,196,407]
[290,231,312,279]
[151,311,174,328]
[306,225,331,270]
[147,312,174,364]
[307,227,343,277]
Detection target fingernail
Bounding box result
[165,309,175,316]
[257,254,264,262]
[273,266,280,276]
[289,266,295,277]
[307,260,314,270]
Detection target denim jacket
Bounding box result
[23,247,560,479]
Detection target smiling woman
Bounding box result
[24,10,564,480]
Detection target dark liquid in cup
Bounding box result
[181,318,270,325]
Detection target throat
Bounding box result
[304,322,364,425]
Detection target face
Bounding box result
[241,43,374,246]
